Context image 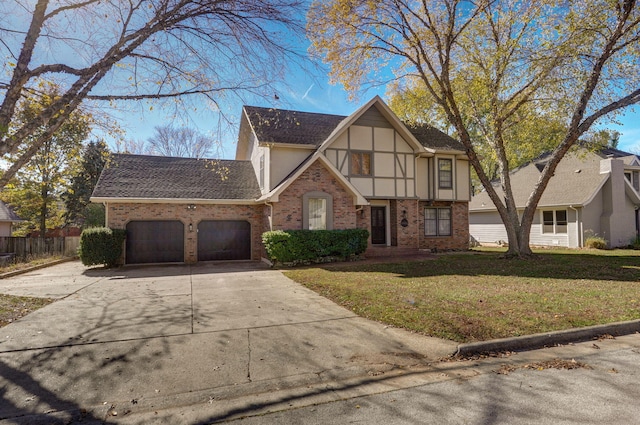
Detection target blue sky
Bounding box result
[108,66,640,159]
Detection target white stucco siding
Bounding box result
[324,118,419,198]
[270,147,314,190]
[456,159,471,201]
[350,125,373,150]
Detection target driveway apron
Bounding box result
[0,261,456,422]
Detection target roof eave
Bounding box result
[90,197,260,205]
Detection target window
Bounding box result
[438,159,453,189]
[303,191,333,230]
[542,210,568,234]
[351,152,372,176]
[425,208,452,236]
[308,198,327,230]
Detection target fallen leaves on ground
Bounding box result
[495,358,591,375]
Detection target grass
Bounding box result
[284,248,640,343]
[0,254,65,275]
[0,254,63,327]
[0,294,54,327]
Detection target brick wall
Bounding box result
[272,161,357,230]
[418,201,469,251]
[107,202,263,263]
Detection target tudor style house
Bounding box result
[91,96,471,264]
[469,147,640,248]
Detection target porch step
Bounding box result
[365,247,432,258]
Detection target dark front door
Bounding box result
[198,220,251,261]
[371,206,386,245]
[126,221,184,264]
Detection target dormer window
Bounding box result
[438,159,453,189]
[351,151,372,176]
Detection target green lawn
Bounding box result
[284,248,640,343]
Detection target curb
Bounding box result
[0,257,78,279]
[455,319,640,356]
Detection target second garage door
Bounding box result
[198,220,251,261]
[126,220,184,264]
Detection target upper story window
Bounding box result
[351,152,372,176]
[542,210,567,234]
[438,159,453,189]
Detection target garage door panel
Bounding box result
[198,220,251,261]
[126,221,184,264]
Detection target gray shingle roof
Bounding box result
[405,124,466,152]
[469,149,612,211]
[0,200,22,222]
[244,105,464,151]
[244,106,346,146]
[92,154,261,200]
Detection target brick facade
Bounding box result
[271,161,357,230]
[418,201,469,251]
[107,202,263,263]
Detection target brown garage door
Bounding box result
[198,220,251,261]
[126,221,184,264]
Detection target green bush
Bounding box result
[79,227,126,267]
[262,228,369,265]
[585,235,608,249]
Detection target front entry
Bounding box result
[371,206,386,245]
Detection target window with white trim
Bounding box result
[424,208,452,236]
[542,210,567,234]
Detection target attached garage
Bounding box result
[126,220,184,264]
[198,220,251,261]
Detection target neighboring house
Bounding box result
[469,147,640,248]
[91,96,471,264]
[0,200,23,237]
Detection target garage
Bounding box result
[126,221,184,264]
[198,220,251,261]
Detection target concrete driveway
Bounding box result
[0,261,456,424]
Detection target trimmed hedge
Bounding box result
[79,227,127,267]
[262,228,369,265]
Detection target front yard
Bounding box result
[284,248,640,343]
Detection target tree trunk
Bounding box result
[40,184,48,237]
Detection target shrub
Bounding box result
[262,228,369,265]
[585,235,608,249]
[79,227,126,267]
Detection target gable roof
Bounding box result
[0,200,22,222]
[259,152,368,205]
[91,154,261,202]
[469,149,612,211]
[243,106,346,147]
[242,96,465,154]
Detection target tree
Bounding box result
[0,0,305,188]
[1,87,91,235]
[63,140,110,227]
[309,0,640,257]
[387,83,567,192]
[147,125,215,158]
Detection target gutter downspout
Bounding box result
[264,200,273,231]
[569,205,581,248]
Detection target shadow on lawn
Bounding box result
[319,251,640,282]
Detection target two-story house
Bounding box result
[91,96,471,264]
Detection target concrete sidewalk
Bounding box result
[0,261,457,424]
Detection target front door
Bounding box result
[371,206,386,245]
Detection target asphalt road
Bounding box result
[225,333,640,425]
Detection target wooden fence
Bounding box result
[0,236,80,261]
